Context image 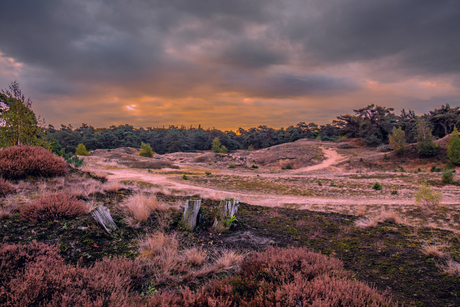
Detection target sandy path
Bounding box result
[97,146,447,208]
[291,147,347,173]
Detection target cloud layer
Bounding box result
[1,0,459,129]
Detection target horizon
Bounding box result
[1,1,460,131]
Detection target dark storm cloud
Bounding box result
[283,0,460,76]
[0,0,460,129]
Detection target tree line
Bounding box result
[1,82,460,155]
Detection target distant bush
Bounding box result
[389,126,406,155]
[442,170,454,184]
[285,163,292,169]
[416,119,438,157]
[75,143,89,156]
[228,164,235,169]
[182,174,189,180]
[431,165,442,172]
[390,190,398,195]
[247,145,255,151]
[372,182,383,190]
[250,164,258,169]
[0,178,14,197]
[448,127,460,165]
[383,153,389,160]
[20,192,88,222]
[212,137,222,153]
[205,171,211,176]
[0,146,67,180]
[415,182,442,211]
[139,142,154,158]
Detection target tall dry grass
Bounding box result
[120,193,170,227]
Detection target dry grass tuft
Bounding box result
[139,232,180,272]
[213,249,246,271]
[440,259,460,276]
[102,181,126,193]
[121,193,162,227]
[377,211,403,224]
[421,243,449,259]
[354,217,378,229]
[356,204,367,217]
[184,247,206,267]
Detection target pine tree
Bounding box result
[212,137,222,153]
[448,127,460,165]
[389,126,406,155]
[0,82,41,147]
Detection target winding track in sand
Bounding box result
[84,146,455,209]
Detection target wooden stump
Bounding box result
[213,198,240,232]
[91,205,118,233]
[183,199,202,230]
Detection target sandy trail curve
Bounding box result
[291,147,347,173]
[89,146,451,209]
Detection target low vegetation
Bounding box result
[0,146,67,179]
[20,192,89,223]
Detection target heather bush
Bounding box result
[0,241,145,306]
[0,177,14,197]
[148,247,394,306]
[20,192,88,222]
[0,145,67,180]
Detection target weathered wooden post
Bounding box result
[183,199,202,230]
[91,205,118,233]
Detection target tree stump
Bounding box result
[183,199,202,230]
[91,205,118,233]
[213,198,240,232]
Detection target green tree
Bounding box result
[389,126,406,155]
[139,142,154,158]
[212,137,222,153]
[416,119,438,157]
[0,82,42,147]
[75,143,90,156]
[448,127,460,165]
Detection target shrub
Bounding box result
[205,171,211,176]
[414,182,442,211]
[0,146,67,180]
[139,142,154,158]
[372,182,383,190]
[75,143,89,156]
[182,174,189,180]
[20,192,88,222]
[228,164,235,169]
[389,126,406,155]
[317,181,322,186]
[383,153,389,160]
[431,165,442,172]
[390,190,398,195]
[0,241,145,306]
[212,137,222,153]
[442,170,454,184]
[250,164,258,169]
[221,145,228,154]
[285,163,292,169]
[416,119,438,157]
[0,177,14,197]
[247,145,254,151]
[448,127,460,165]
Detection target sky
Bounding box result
[1,0,460,131]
